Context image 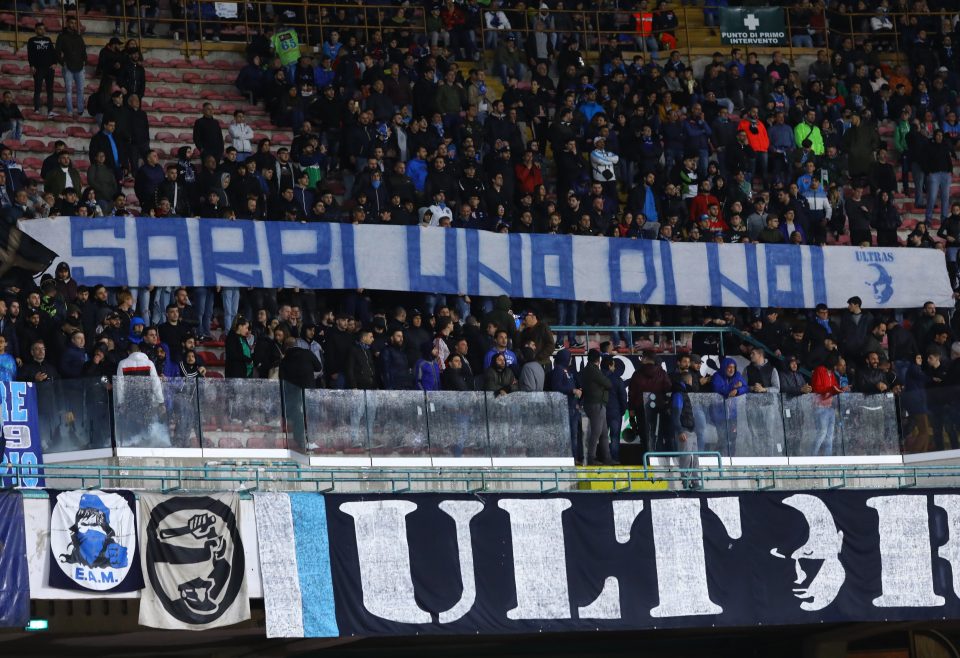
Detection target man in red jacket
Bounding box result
[809,354,842,456]
[628,350,673,455]
[514,149,544,196]
[688,180,721,225]
[737,106,770,181]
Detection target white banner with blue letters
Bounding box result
[18,217,953,309]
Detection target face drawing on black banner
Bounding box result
[146,498,244,624]
[770,494,845,612]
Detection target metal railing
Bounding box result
[7,460,960,494]
[3,3,955,71]
[1,1,832,67]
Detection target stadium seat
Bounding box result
[155,131,177,144]
[65,126,91,139]
[212,437,243,449]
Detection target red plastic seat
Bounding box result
[66,126,91,138]
[159,115,184,128]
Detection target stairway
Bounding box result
[0,40,287,212]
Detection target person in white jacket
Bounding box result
[590,136,620,194]
[229,109,254,161]
[115,342,169,447]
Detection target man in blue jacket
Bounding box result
[672,372,701,489]
[682,103,713,177]
[379,329,413,390]
[603,355,628,462]
[711,357,748,455]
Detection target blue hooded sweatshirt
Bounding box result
[414,341,441,391]
[711,357,748,397]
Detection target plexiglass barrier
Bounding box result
[35,378,112,453]
[296,388,572,463]
[44,375,942,462]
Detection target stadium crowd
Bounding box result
[0,3,960,464]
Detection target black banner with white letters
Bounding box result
[320,490,960,636]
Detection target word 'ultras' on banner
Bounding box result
[257,491,960,638]
[19,217,953,309]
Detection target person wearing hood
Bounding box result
[519,346,544,392]
[550,348,583,461]
[415,340,442,391]
[128,316,146,345]
[604,355,628,463]
[484,351,516,397]
[712,356,748,398]
[628,350,673,454]
[711,356,748,454]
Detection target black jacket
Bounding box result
[379,344,413,390]
[253,337,284,378]
[118,60,146,99]
[89,131,125,172]
[224,332,254,378]
[580,362,612,405]
[193,116,225,159]
[346,343,378,389]
[55,29,87,72]
[279,347,322,389]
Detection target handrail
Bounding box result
[643,450,724,468]
[7,461,960,494]
[1,2,831,66]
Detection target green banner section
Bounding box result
[719,8,787,46]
